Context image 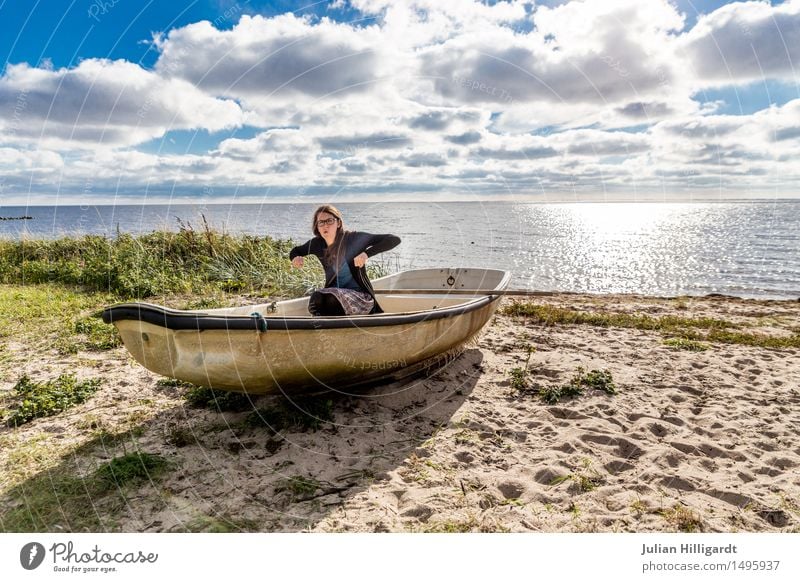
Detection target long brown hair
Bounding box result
[312,204,347,265]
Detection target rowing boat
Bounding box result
[101,267,511,393]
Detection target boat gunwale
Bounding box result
[102,293,502,331]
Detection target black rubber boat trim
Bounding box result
[101,294,499,331]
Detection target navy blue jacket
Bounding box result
[289,231,401,314]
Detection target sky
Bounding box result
[0,0,799,204]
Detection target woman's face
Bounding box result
[316,211,339,238]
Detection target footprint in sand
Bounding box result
[659,475,696,491]
[454,451,476,464]
[400,506,433,522]
[497,481,526,500]
[604,460,635,474]
[580,434,644,460]
[705,489,754,509]
[669,441,745,460]
[648,423,669,438]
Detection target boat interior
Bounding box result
[201,268,510,318]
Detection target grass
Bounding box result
[661,504,704,533]
[503,302,800,348]
[0,450,171,532]
[0,225,393,299]
[550,459,604,493]
[94,452,170,491]
[179,514,260,533]
[2,373,102,427]
[538,367,617,404]
[276,476,322,500]
[0,284,117,349]
[508,344,535,391]
[245,397,334,432]
[184,385,256,412]
[663,337,710,352]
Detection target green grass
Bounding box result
[0,450,171,532]
[538,367,616,404]
[276,476,321,499]
[184,385,256,412]
[245,397,334,432]
[3,373,102,427]
[663,337,710,352]
[94,452,170,491]
[0,284,116,345]
[503,302,800,348]
[0,226,393,299]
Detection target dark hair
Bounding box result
[312,204,347,265]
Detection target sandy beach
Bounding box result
[1,292,798,533]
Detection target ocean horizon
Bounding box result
[1,200,798,300]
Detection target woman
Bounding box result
[289,205,401,316]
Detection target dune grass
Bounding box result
[0,223,391,299]
[0,224,297,297]
[503,302,800,349]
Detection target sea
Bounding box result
[1,200,798,300]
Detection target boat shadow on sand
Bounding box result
[1,349,485,533]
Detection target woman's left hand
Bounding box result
[354,252,368,268]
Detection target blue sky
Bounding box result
[1,0,799,203]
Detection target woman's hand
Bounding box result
[354,252,368,268]
[291,256,304,269]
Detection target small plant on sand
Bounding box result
[4,373,101,427]
[539,367,616,404]
[550,459,604,493]
[661,504,703,532]
[184,385,255,412]
[423,515,480,533]
[630,498,649,517]
[508,344,536,393]
[277,476,321,500]
[246,397,333,432]
[663,337,710,352]
[95,452,171,491]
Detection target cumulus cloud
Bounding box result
[154,14,385,98]
[681,0,800,85]
[2,0,799,200]
[0,60,244,149]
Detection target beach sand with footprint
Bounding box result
[1,294,798,532]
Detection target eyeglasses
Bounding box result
[316,217,338,227]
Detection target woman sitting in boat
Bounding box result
[289,205,401,316]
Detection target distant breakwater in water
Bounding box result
[0,216,33,220]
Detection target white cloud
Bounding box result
[2,0,799,200]
[0,59,244,149]
[681,0,800,85]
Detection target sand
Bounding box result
[1,293,798,532]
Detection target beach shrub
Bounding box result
[4,374,101,427]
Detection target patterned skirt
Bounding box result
[314,287,375,315]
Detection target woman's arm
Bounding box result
[361,233,401,257]
[289,237,325,260]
